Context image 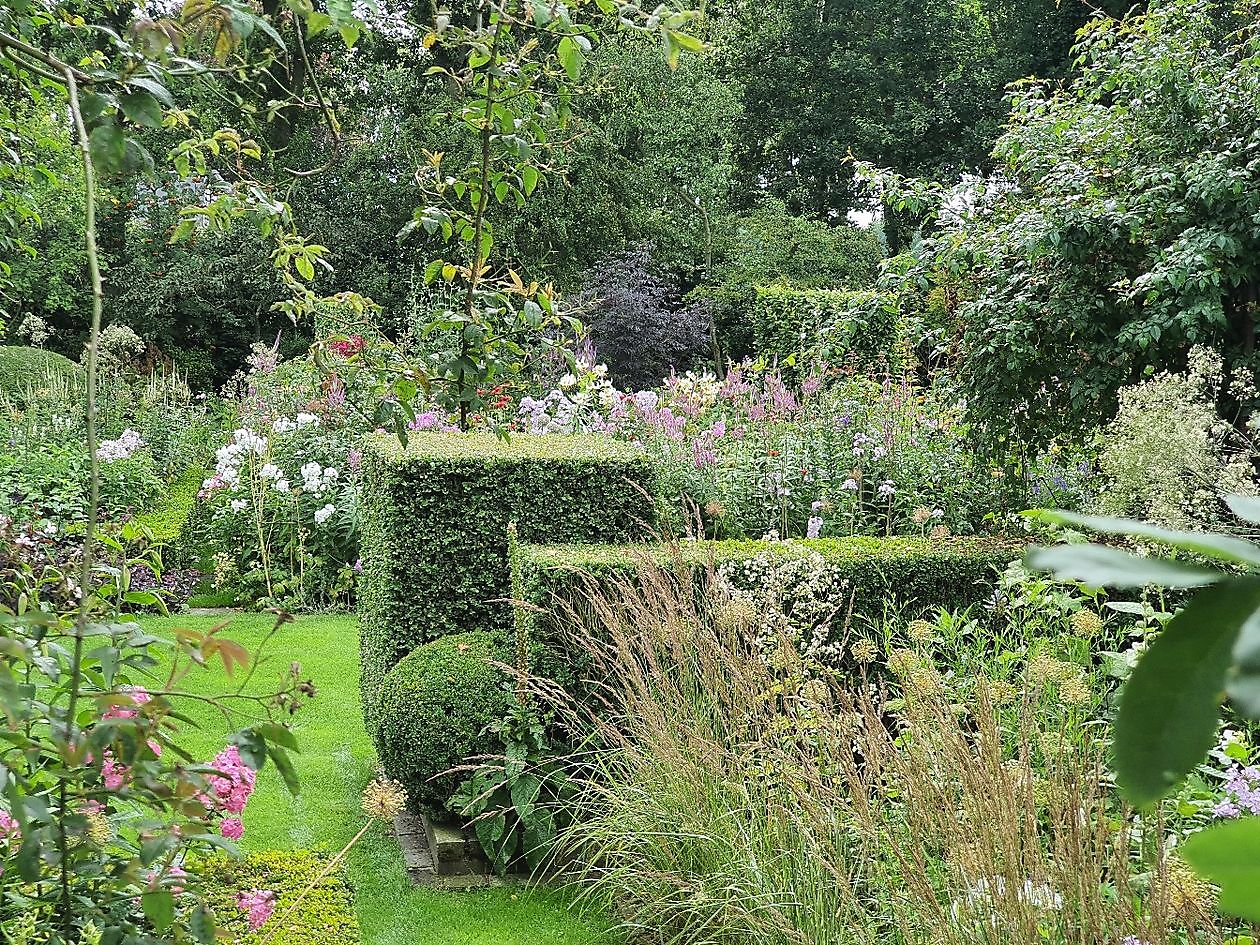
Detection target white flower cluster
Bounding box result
[271,413,321,435]
[299,461,339,496]
[715,547,849,666]
[210,429,267,487]
[97,429,144,462]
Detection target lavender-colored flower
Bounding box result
[1215,764,1260,818]
[841,479,859,492]
[877,480,896,498]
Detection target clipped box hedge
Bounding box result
[751,287,899,366]
[358,431,656,735]
[198,850,360,945]
[514,536,1019,674]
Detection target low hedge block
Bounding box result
[374,631,513,813]
[198,849,360,945]
[358,431,656,735]
[515,536,1019,674]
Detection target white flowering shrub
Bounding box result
[1093,346,1259,530]
[714,546,850,666]
[197,412,360,607]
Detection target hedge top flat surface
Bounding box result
[521,535,1022,568]
[363,431,647,464]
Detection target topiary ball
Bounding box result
[374,631,513,814]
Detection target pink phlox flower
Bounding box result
[103,685,151,721]
[236,888,276,930]
[0,810,20,842]
[101,751,130,791]
[220,817,245,841]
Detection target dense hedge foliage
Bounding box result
[0,345,83,402]
[198,850,361,945]
[515,536,1019,672]
[751,288,898,366]
[135,466,203,545]
[374,631,514,813]
[358,431,657,734]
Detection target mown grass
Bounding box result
[143,612,613,945]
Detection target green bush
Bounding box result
[197,849,361,945]
[0,345,83,403]
[358,431,656,734]
[515,536,1018,674]
[134,466,204,545]
[751,287,899,367]
[375,632,514,813]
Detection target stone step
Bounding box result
[394,809,525,890]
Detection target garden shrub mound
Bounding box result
[198,849,361,945]
[358,431,656,737]
[375,631,514,812]
[0,345,84,403]
[751,287,898,366]
[516,536,1020,673]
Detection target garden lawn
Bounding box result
[143,613,613,945]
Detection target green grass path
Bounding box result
[143,613,612,945]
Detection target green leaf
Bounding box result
[305,11,332,35]
[88,123,126,176]
[258,722,299,751]
[267,742,301,796]
[521,165,539,196]
[119,91,163,128]
[1226,600,1260,716]
[142,890,175,931]
[295,255,315,281]
[1029,510,1260,566]
[1025,544,1224,589]
[230,729,267,770]
[339,24,360,48]
[557,35,583,81]
[1114,577,1260,805]
[1227,495,1260,526]
[510,772,541,821]
[189,905,217,944]
[1181,818,1260,921]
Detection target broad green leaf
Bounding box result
[1181,817,1260,920]
[557,35,583,81]
[119,91,163,128]
[189,905,217,944]
[1226,602,1260,716]
[295,255,315,280]
[1227,495,1260,526]
[88,123,126,176]
[510,772,541,821]
[521,165,539,195]
[142,890,175,930]
[305,10,331,35]
[339,24,360,48]
[1030,509,1260,566]
[1114,578,1260,805]
[1026,543,1224,589]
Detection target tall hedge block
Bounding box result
[751,287,899,366]
[358,431,656,733]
